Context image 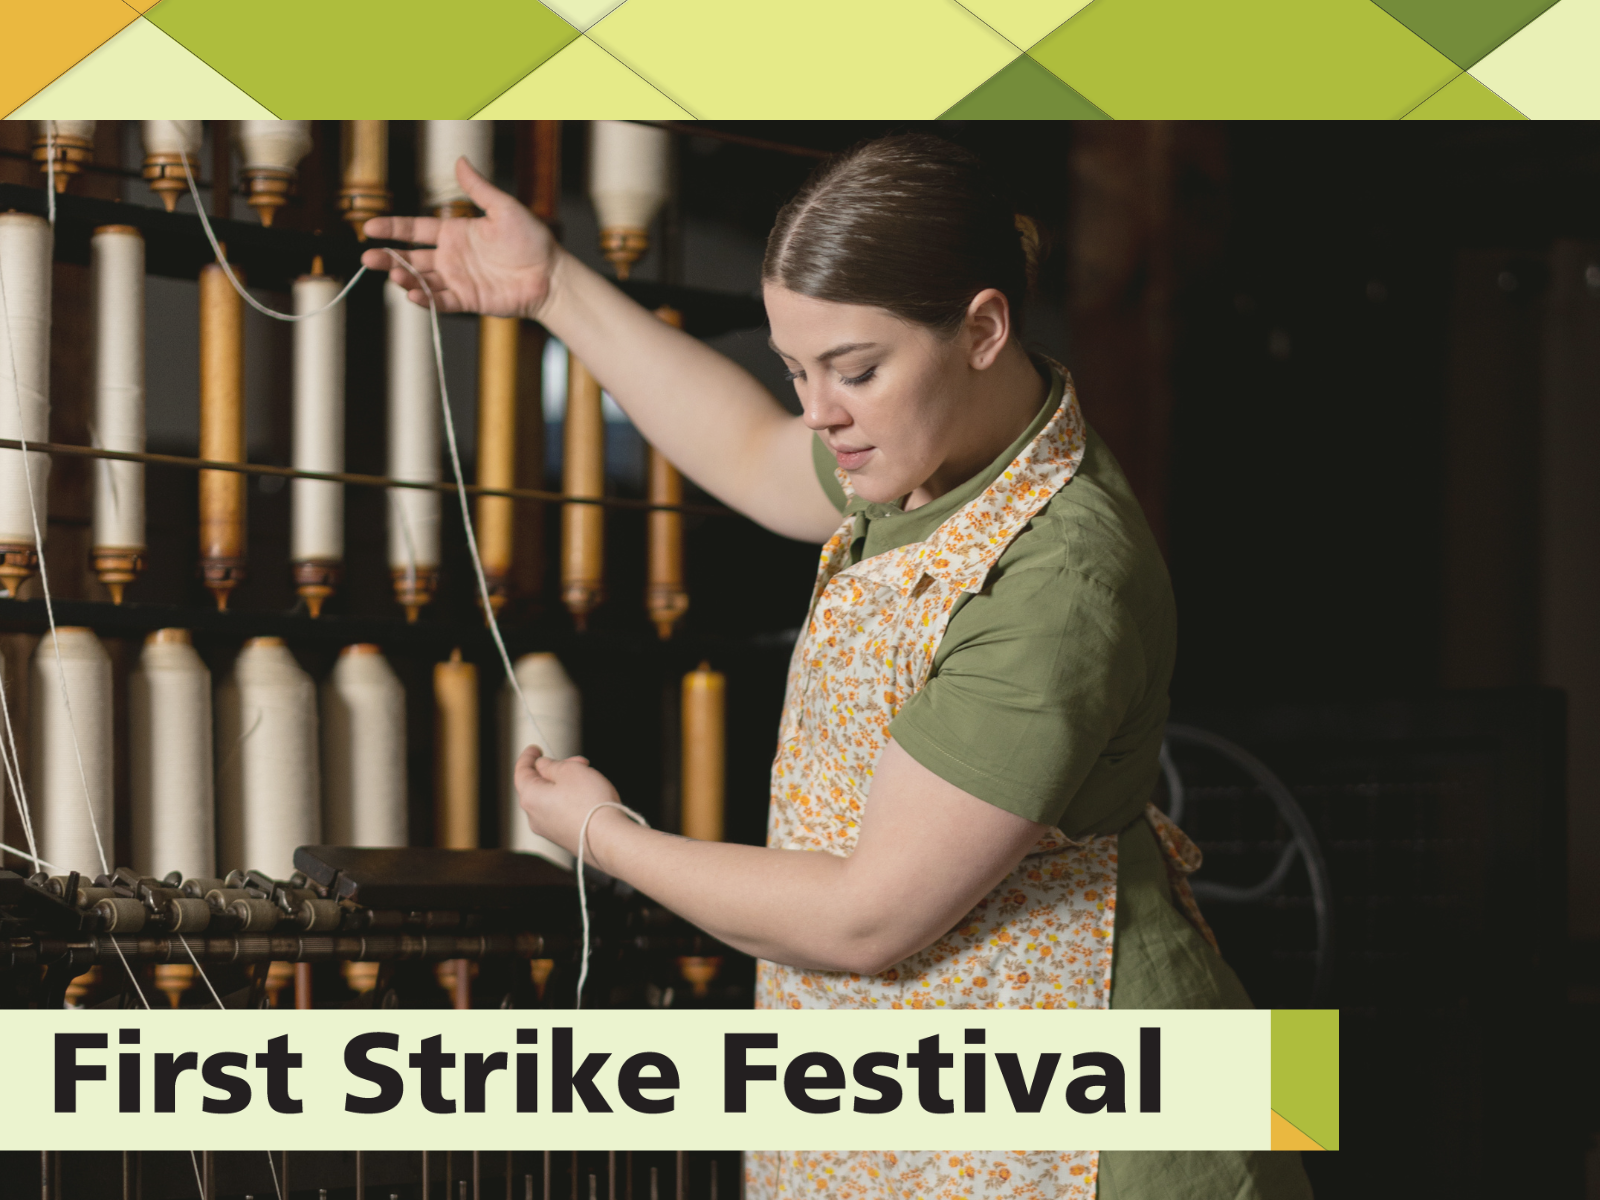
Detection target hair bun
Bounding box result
[1014,214,1043,291]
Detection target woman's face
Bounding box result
[764,284,975,506]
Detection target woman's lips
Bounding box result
[831,444,874,470]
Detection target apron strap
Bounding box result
[1143,803,1221,954]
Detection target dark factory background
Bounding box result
[0,121,1597,1199]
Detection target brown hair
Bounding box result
[762,133,1040,335]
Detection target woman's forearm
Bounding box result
[534,250,837,541]
[579,807,904,974]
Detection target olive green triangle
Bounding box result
[1404,70,1526,118]
[940,52,1109,119]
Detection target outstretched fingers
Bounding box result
[361,214,441,245]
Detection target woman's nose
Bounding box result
[800,387,849,431]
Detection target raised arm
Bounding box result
[360,158,840,542]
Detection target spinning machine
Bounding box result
[0,122,743,1021]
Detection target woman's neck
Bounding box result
[904,344,1050,511]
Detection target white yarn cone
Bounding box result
[504,652,579,869]
[0,212,53,551]
[237,121,312,173]
[30,628,113,877]
[419,121,493,213]
[322,644,406,847]
[130,630,213,880]
[141,120,201,158]
[386,280,440,579]
[215,638,319,879]
[291,272,345,564]
[90,225,146,556]
[588,121,671,233]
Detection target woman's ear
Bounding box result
[964,288,1011,370]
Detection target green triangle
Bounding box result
[1404,70,1527,118]
[934,53,1113,119]
[940,52,1108,119]
[146,0,579,118]
[1368,0,1562,68]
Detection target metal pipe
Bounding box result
[0,438,733,517]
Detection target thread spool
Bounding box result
[265,959,295,1006]
[153,963,195,1008]
[561,354,605,628]
[32,121,95,191]
[0,212,52,596]
[646,307,688,639]
[339,121,390,239]
[323,644,406,848]
[343,961,380,995]
[216,637,320,879]
[434,649,478,849]
[199,256,246,610]
[587,121,671,280]
[237,121,312,226]
[90,224,146,604]
[504,653,578,869]
[386,280,440,621]
[291,261,345,617]
[30,628,114,875]
[476,315,518,614]
[141,121,202,212]
[130,629,214,881]
[681,662,724,842]
[420,121,493,218]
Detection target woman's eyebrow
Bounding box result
[766,337,880,363]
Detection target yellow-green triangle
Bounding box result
[476,37,691,118]
[1271,1010,1339,1151]
[1404,70,1527,117]
[10,18,275,119]
[941,53,1109,118]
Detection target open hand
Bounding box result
[360,157,560,319]
[513,745,622,860]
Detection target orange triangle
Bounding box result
[1271,1109,1325,1151]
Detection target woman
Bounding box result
[365,134,1312,1200]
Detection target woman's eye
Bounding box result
[841,366,877,386]
[782,367,805,382]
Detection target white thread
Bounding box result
[217,640,320,879]
[0,649,39,867]
[322,646,406,847]
[90,225,145,558]
[0,839,53,870]
[189,1152,205,1200]
[573,800,650,1008]
[267,1153,284,1200]
[291,273,345,565]
[505,654,579,869]
[177,148,367,323]
[31,628,114,877]
[386,279,440,583]
[179,934,227,1008]
[418,122,493,214]
[130,633,214,879]
[587,122,672,243]
[383,250,549,749]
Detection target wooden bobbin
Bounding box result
[32,122,94,192]
[264,960,295,1008]
[681,661,725,842]
[561,355,605,628]
[646,307,689,639]
[339,121,391,240]
[434,649,479,850]
[198,255,246,610]
[476,316,519,615]
[343,961,380,996]
[153,963,195,1009]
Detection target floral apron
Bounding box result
[745,375,1215,1200]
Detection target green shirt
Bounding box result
[811,367,1311,1200]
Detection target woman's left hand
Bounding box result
[513,746,622,860]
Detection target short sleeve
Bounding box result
[887,559,1152,832]
[811,434,847,513]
